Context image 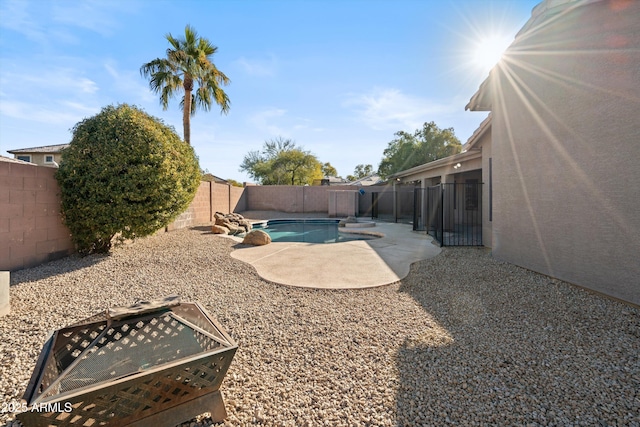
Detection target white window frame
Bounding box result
[44,155,54,163]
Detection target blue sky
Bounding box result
[0,0,539,182]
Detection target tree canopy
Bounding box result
[378,121,462,179]
[346,164,374,181]
[321,162,338,177]
[56,104,200,254]
[140,25,230,145]
[240,137,324,185]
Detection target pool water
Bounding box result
[252,219,377,244]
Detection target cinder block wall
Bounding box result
[230,185,246,212]
[168,182,247,230]
[243,185,364,213]
[212,182,232,214]
[328,191,359,217]
[0,161,74,271]
[166,181,212,231]
[0,162,247,269]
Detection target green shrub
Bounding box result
[56,104,201,254]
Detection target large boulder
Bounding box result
[211,224,229,234]
[242,230,271,246]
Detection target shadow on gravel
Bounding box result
[9,254,108,286]
[188,226,251,250]
[394,247,640,426]
[190,225,214,233]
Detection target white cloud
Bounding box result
[5,68,99,95]
[0,0,47,43]
[343,87,457,131]
[247,108,324,139]
[51,0,137,37]
[0,0,134,45]
[104,60,156,103]
[248,108,288,136]
[234,55,278,77]
[0,100,98,125]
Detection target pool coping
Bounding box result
[226,221,442,289]
[248,218,386,240]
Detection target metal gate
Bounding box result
[414,182,483,246]
[370,189,414,224]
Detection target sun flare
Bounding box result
[473,35,512,72]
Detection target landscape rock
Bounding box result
[339,216,358,227]
[242,229,271,246]
[238,220,252,233]
[224,221,242,235]
[211,224,229,234]
[214,213,252,234]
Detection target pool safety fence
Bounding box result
[369,189,415,224]
[413,183,483,246]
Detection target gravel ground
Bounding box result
[1,227,639,427]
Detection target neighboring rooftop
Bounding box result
[0,155,36,165]
[313,176,350,186]
[7,144,69,154]
[347,174,384,186]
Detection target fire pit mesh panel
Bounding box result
[31,354,234,427]
[36,324,109,395]
[40,313,225,399]
[19,299,238,427]
[170,304,231,344]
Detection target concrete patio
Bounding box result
[228,217,442,289]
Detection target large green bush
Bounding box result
[56,104,201,254]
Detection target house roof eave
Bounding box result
[466,73,493,112]
[463,113,492,151]
[390,149,482,180]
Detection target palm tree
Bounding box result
[141,25,230,145]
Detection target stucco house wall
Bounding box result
[480,0,640,304]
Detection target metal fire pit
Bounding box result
[17,296,237,427]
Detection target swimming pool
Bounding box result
[251,219,378,244]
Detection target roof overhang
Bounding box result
[465,72,493,112]
[463,113,491,151]
[389,147,482,181]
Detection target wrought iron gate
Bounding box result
[413,183,483,246]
